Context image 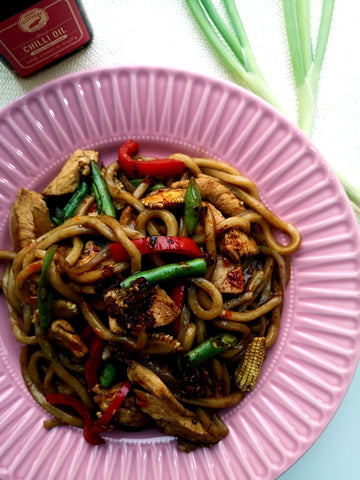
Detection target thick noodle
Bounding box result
[0,146,301,451]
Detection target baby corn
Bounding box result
[234,337,266,392]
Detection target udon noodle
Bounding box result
[0,142,301,450]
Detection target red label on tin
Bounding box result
[0,0,91,76]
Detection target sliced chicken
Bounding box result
[43,149,98,196]
[74,240,101,268]
[206,202,259,262]
[135,390,224,444]
[49,319,88,358]
[128,361,225,445]
[219,228,259,262]
[141,188,186,209]
[104,278,180,334]
[211,255,245,295]
[119,205,137,229]
[9,188,50,251]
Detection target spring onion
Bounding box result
[281,0,334,136]
[185,0,283,113]
[187,0,360,207]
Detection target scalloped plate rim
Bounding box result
[0,65,359,480]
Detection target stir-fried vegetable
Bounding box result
[109,236,202,262]
[184,177,202,234]
[92,380,132,433]
[118,139,185,177]
[120,258,207,289]
[45,393,104,445]
[99,362,116,389]
[130,178,165,191]
[185,333,238,367]
[37,245,57,332]
[91,160,117,218]
[85,335,105,390]
[170,283,186,310]
[52,180,90,225]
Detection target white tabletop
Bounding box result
[1,1,359,478]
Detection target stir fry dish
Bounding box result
[0,140,301,451]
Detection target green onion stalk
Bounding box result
[279,0,358,208]
[281,0,334,137]
[185,0,284,114]
[186,0,360,208]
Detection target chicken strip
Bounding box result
[128,361,225,445]
[206,203,258,262]
[211,255,245,295]
[43,149,98,196]
[219,228,259,261]
[49,319,88,358]
[9,188,50,251]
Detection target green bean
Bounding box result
[185,333,238,367]
[62,180,90,221]
[184,177,202,234]
[37,245,57,332]
[130,178,165,192]
[120,258,207,289]
[91,160,117,218]
[100,362,116,388]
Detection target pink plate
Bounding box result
[0,66,359,480]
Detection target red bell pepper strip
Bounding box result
[84,335,105,390]
[92,380,132,433]
[109,236,202,262]
[170,283,186,310]
[81,324,94,343]
[118,140,185,177]
[45,393,104,445]
[170,283,186,335]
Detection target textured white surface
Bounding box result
[0,1,359,479]
[1,0,360,204]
